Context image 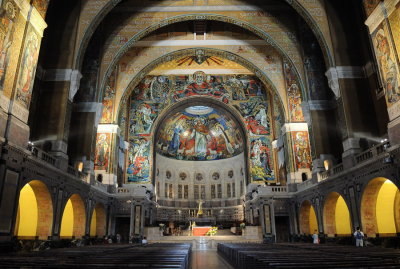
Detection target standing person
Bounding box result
[354,227,364,247]
[312,230,319,244]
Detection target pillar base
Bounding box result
[6,115,30,148]
[342,138,361,169]
[388,117,400,145]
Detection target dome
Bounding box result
[156,106,244,161]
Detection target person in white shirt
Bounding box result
[353,227,364,247]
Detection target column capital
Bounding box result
[325,66,366,99]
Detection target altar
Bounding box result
[193,226,212,236]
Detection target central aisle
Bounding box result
[190,249,233,269]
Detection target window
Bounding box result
[201,185,206,199]
[240,180,244,196]
[169,184,173,198]
[227,183,231,198]
[184,185,188,199]
[178,184,182,199]
[217,184,222,198]
[165,183,168,197]
[194,185,199,199]
[211,185,216,199]
[232,182,236,197]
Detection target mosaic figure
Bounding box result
[156,107,243,161]
[236,97,270,135]
[127,138,150,183]
[94,133,110,170]
[284,62,304,122]
[373,27,400,106]
[100,70,117,124]
[292,131,312,170]
[0,0,16,91]
[250,136,274,181]
[16,30,39,108]
[172,71,230,103]
[130,102,157,136]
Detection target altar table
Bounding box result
[193,226,212,236]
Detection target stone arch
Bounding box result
[323,192,351,237]
[90,202,107,237]
[360,177,400,237]
[60,194,86,238]
[75,0,333,72]
[15,180,53,240]
[100,14,307,104]
[299,200,318,235]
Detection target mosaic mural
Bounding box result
[250,136,275,181]
[119,72,310,183]
[100,68,117,124]
[127,137,150,183]
[283,61,304,122]
[0,0,17,92]
[129,102,158,136]
[156,106,244,161]
[235,97,270,136]
[15,26,40,109]
[94,133,111,171]
[32,0,50,19]
[292,131,312,170]
[371,21,400,118]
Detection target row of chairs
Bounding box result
[0,243,192,268]
[218,242,400,268]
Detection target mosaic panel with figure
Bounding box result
[15,25,40,109]
[127,137,151,183]
[250,136,275,182]
[371,21,400,119]
[235,97,270,136]
[292,131,312,170]
[94,133,111,171]
[0,0,17,92]
[283,61,304,122]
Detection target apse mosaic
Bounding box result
[155,106,244,161]
[250,136,275,181]
[127,137,150,183]
[117,71,311,184]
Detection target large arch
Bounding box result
[60,194,86,238]
[14,180,53,240]
[98,13,307,98]
[74,0,334,71]
[299,200,318,235]
[361,177,400,237]
[117,48,288,124]
[90,203,107,237]
[323,192,351,237]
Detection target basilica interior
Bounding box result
[0,0,400,268]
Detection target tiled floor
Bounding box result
[190,249,234,269]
